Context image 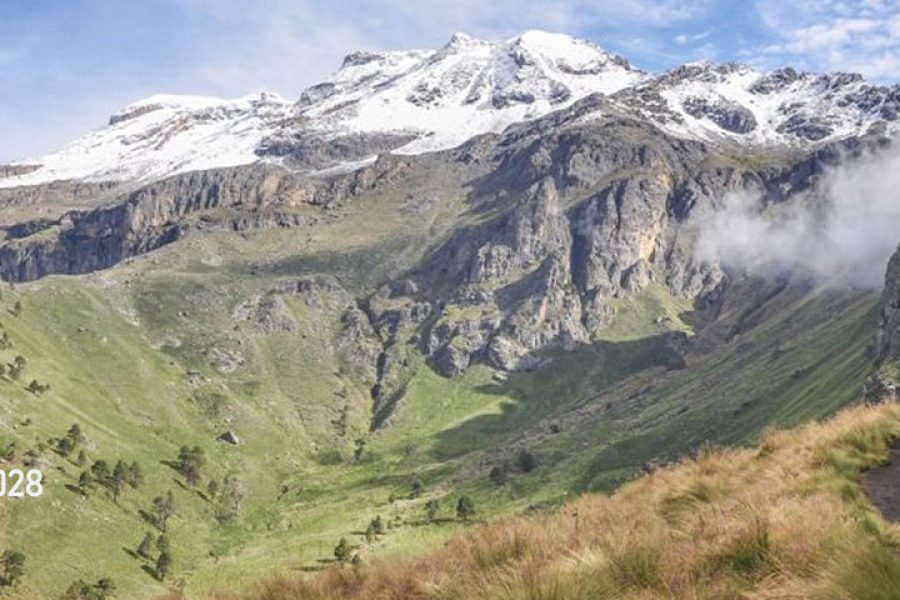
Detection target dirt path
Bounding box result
[863,442,900,522]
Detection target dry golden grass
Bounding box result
[214,402,900,600]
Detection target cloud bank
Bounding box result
[695,146,900,288]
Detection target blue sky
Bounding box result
[2,0,900,162]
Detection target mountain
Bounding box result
[0,30,898,599]
[3,30,899,188]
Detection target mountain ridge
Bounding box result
[3,30,899,189]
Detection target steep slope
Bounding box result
[234,401,900,600]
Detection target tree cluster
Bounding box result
[61,578,116,600]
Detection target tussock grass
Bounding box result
[219,402,900,599]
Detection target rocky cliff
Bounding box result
[877,242,900,365]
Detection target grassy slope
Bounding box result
[233,401,900,600]
[0,166,882,599]
[0,265,879,599]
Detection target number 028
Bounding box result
[0,469,44,497]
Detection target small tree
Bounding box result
[334,537,352,563]
[90,460,111,488]
[364,522,376,544]
[0,550,25,587]
[489,465,508,486]
[6,355,25,381]
[96,578,116,599]
[215,473,242,524]
[112,460,127,503]
[206,477,219,500]
[176,445,207,486]
[353,438,366,462]
[26,379,49,395]
[137,532,154,558]
[372,515,385,535]
[57,423,82,457]
[78,470,93,496]
[425,499,440,522]
[152,490,176,533]
[156,550,172,581]
[517,450,537,473]
[76,449,87,467]
[61,580,92,600]
[409,477,424,499]
[456,495,476,521]
[11,302,21,317]
[127,461,144,489]
[156,534,170,555]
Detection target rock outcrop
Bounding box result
[877,242,900,365]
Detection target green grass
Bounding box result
[0,234,882,600]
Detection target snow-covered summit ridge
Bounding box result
[3,30,899,189]
[2,91,293,189]
[289,30,643,153]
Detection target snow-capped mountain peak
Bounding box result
[288,30,644,155]
[3,30,899,190]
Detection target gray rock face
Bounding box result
[682,96,758,134]
[0,154,415,282]
[0,164,41,178]
[877,242,900,364]
[0,165,298,281]
[0,90,886,401]
[255,131,416,170]
[370,114,772,376]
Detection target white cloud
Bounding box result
[755,0,900,80]
[674,30,710,45]
[696,146,900,288]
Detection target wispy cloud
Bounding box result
[696,145,900,288]
[755,0,900,80]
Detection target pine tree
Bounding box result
[137,532,154,559]
[333,537,352,563]
[127,461,144,488]
[76,449,87,467]
[456,495,475,521]
[206,478,219,500]
[176,445,207,486]
[489,465,508,486]
[156,550,172,581]
[409,477,424,498]
[152,490,176,533]
[78,470,92,496]
[372,515,385,535]
[112,460,127,503]
[364,521,376,544]
[90,460,111,488]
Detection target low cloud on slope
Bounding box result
[695,146,900,288]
